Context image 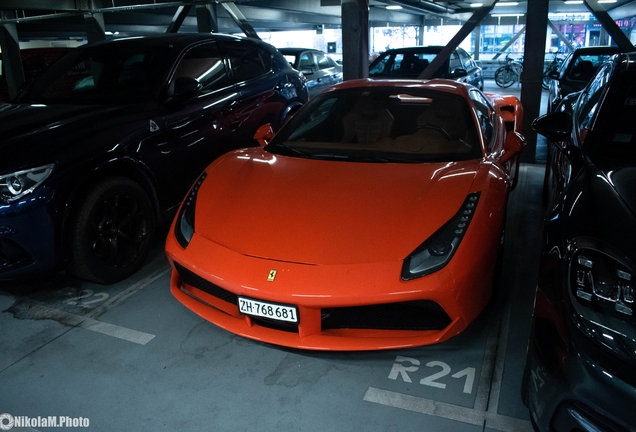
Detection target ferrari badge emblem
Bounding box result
[267,270,277,282]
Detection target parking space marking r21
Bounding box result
[388,356,476,394]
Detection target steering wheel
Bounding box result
[415,124,452,140]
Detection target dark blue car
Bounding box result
[0,33,307,284]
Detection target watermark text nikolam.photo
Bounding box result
[0,413,90,430]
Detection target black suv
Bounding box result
[0,33,308,284]
[526,52,636,432]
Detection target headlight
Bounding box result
[402,192,480,280]
[568,241,636,364]
[0,164,54,204]
[174,172,207,249]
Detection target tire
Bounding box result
[494,67,516,88]
[542,72,551,90]
[67,177,155,284]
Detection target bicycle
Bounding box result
[542,52,565,90]
[494,54,523,88]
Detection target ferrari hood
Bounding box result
[194,148,482,265]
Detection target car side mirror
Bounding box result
[500,131,526,163]
[301,69,314,76]
[168,77,202,100]
[451,68,468,78]
[254,123,274,147]
[548,70,560,80]
[532,112,572,144]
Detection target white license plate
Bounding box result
[238,297,298,323]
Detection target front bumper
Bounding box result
[166,227,495,351]
[0,186,60,279]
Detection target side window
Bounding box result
[449,51,462,72]
[259,49,273,72]
[369,54,391,75]
[458,49,472,70]
[577,64,611,143]
[223,41,268,83]
[173,43,231,94]
[299,53,315,70]
[317,53,333,70]
[390,53,405,73]
[469,89,494,148]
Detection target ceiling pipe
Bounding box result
[387,0,455,15]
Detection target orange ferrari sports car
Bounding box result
[166,79,525,351]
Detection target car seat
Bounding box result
[341,97,394,144]
[570,60,595,81]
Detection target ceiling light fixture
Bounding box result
[471,3,484,7]
[598,0,617,3]
[564,0,584,4]
[494,2,519,6]
[386,5,403,10]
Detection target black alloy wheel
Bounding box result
[68,177,155,284]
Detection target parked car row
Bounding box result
[0,40,489,286]
[4,34,633,431]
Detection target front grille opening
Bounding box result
[174,262,298,333]
[321,300,451,331]
[174,262,238,305]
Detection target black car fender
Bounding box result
[59,156,162,263]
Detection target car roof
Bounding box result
[86,33,267,51]
[278,47,318,53]
[324,78,471,97]
[571,46,622,55]
[381,46,445,53]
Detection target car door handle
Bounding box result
[222,100,240,113]
[274,82,292,91]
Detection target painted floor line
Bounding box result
[22,303,155,346]
[474,315,501,412]
[84,266,170,320]
[363,387,533,432]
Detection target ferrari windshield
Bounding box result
[16,45,170,105]
[267,87,481,163]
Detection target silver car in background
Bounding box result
[278,47,343,98]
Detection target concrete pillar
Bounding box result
[520,0,549,164]
[0,18,24,100]
[197,3,218,33]
[342,0,369,80]
[84,12,105,44]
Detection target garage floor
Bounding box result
[1,82,548,432]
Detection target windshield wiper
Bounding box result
[267,143,310,158]
[312,153,418,163]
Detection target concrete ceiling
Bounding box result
[0,0,635,41]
